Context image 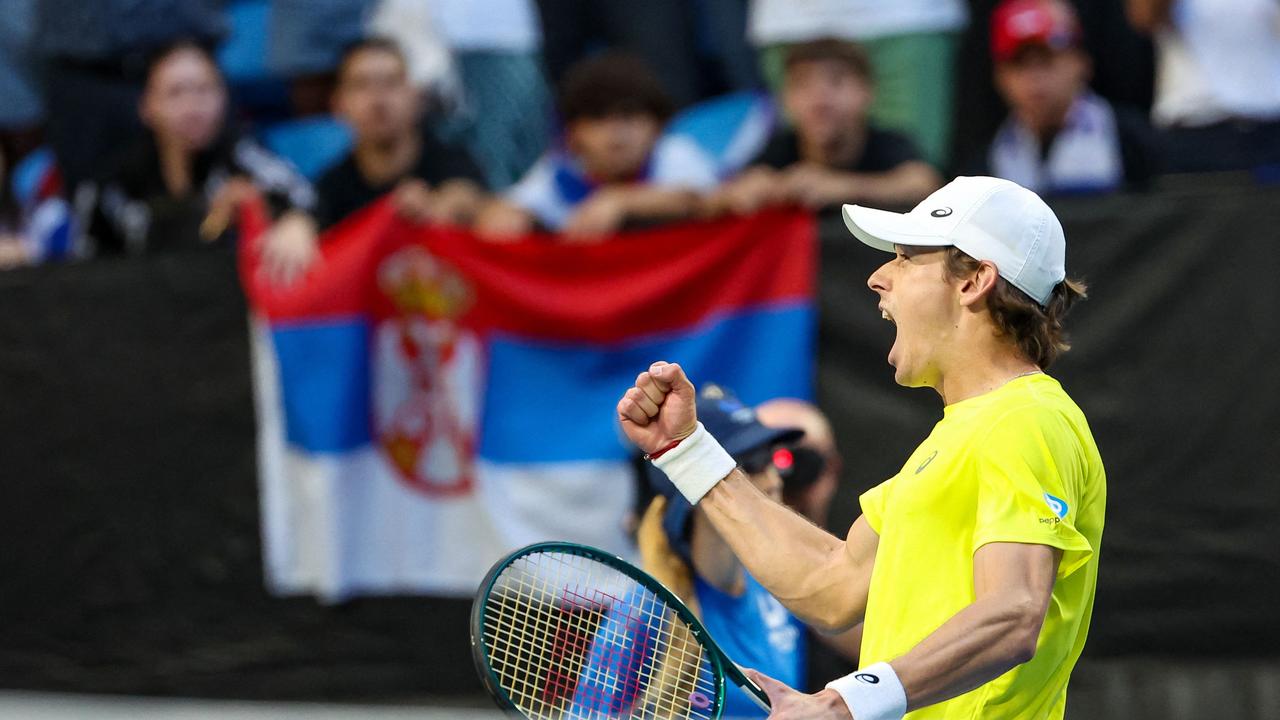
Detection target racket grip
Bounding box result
[735,663,772,711]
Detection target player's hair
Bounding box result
[784,38,876,86]
[944,248,1087,369]
[336,36,408,84]
[557,51,675,124]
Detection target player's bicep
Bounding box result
[973,542,1059,635]
[839,515,879,614]
[845,514,879,569]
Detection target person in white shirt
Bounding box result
[475,52,717,241]
[1127,0,1280,172]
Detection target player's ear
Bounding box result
[957,260,999,308]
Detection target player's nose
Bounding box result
[868,261,892,294]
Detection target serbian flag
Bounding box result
[240,199,815,600]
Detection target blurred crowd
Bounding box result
[1,0,1278,271]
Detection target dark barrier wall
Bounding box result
[1,185,1278,706]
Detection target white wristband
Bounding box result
[825,662,907,720]
[650,422,736,505]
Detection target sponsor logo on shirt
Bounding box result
[1043,492,1069,519]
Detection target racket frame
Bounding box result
[470,540,769,718]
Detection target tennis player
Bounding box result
[617,176,1105,720]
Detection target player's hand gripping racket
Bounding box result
[472,541,771,719]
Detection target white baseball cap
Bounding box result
[842,176,1066,305]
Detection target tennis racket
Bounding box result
[471,541,771,719]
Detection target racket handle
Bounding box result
[734,663,772,711]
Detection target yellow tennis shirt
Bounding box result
[858,373,1105,719]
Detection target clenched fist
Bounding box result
[616,361,699,455]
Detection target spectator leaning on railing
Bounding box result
[474,51,719,242]
[977,0,1157,195]
[262,38,487,285]
[708,39,941,216]
[80,41,314,256]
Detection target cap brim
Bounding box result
[842,204,953,253]
[720,425,804,460]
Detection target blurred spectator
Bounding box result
[981,0,1156,195]
[370,0,552,189]
[534,0,704,107]
[475,52,717,241]
[35,0,225,195]
[81,41,313,256]
[755,398,843,529]
[268,0,375,116]
[749,0,968,168]
[637,384,807,719]
[263,38,486,285]
[0,148,74,268]
[1127,0,1280,173]
[708,40,940,215]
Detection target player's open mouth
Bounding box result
[880,306,896,325]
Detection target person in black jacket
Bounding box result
[262,38,486,285]
[82,40,314,256]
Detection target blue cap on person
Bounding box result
[648,384,804,563]
[695,384,805,460]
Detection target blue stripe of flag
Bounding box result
[271,319,372,452]
[479,303,814,463]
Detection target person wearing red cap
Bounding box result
[981,0,1156,195]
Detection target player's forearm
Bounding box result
[890,593,1046,711]
[698,469,864,630]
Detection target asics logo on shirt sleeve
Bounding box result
[915,450,938,474]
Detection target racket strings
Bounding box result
[481,550,718,719]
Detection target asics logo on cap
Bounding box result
[930,207,953,217]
